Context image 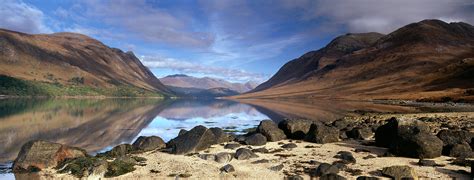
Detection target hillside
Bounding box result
[0,29,172,97]
[237,20,474,101]
[160,74,257,97]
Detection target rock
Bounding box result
[437,130,474,157]
[312,163,339,177]
[198,154,216,161]
[375,118,442,158]
[285,175,304,180]
[13,140,87,172]
[257,120,286,141]
[334,151,356,164]
[210,127,232,143]
[104,159,136,177]
[132,136,166,152]
[178,129,187,136]
[448,143,473,158]
[100,144,134,158]
[224,143,241,150]
[215,152,233,163]
[252,147,269,153]
[269,164,284,171]
[56,156,108,178]
[234,148,258,160]
[234,135,247,142]
[417,159,438,166]
[363,155,376,159]
[356,176,380,180]
[346,127,373,140]
[251,159,270,164]
[220,164,235,173]
[320,173,347,180]
[244,133,267,146]
[281,143,297,149]
[304,123,339,144]
[332,119,351,130]
[381,165,417,180]
[167,125,217,155]
[279,119,313,139]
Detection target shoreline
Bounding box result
[6,111,473,179]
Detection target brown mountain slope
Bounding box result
[0,29,172,96]
[237,20,474,101]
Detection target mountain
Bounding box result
[159,74,257,97]
[237,20,474,101]
[0,29,172,97]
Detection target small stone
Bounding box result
[285,175,304,180]
[215,152,233,163]
[252,147,269,153]
[320,173,347,180]
[269,164,284,171]
[363,155,376,159]
[417,159,437,166]
[244,133,267,146]
[224,143,241,150]
[281,143,297,149]
[311,163,339,177]
[234,148,258,160]
[251,159,270,164]
[356,176,380,180]
[198,154,216,161]
[334,151,356,164]
[220,164,235,173]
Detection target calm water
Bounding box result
[0,98,420,178]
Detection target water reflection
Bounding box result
[0,97,416,166]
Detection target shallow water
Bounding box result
[0,97,423,178]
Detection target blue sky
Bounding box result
[1,0,473,83]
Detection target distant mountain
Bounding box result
[237,20,474,101]
[0,29,173,97]
[160,74,258,97]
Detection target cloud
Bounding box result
[140,55,269,83]
[79,0,215,48]
[290,0,474,33]
[0,0,51,33]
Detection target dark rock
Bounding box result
[252,147,269,153]
[269,164,284,171]
[13,140,87,172]
[345,168,363,176]
[132,136,166,152]
[167,125,217,155]
[363,155,376,159]
[178,129,187,136]
[210,127,232,143]
[448,143,473,158]
[224,143,241,150]
[234,148,258,160]
[339,130,348,139]
[304,123,339,144]
[104,159,136,177]
[354,148,370,153]
[417,159,437,166]
[251,159,270,164]
[279,119,313,139]
[56,156,108,178]
[257,120,286,141]
[375,118,443,158]
[334,151,356,164]
[451,157,472,167]
[320,173,347,180]
[101,144,134,158]
[332,119,351,130]
[381,165,417,180]
[234,135,247,142]
[285,175,304,180]
[346,127,373,140]
[437,129,473,146]
[356,176,380,180]
[281,143,297,149]
[215,152,233,163]
[244,133,267,146]
[311,163,339,177]
[220,164,235,173]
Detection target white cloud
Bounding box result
[140,55,269,83]
[0,0,51,33]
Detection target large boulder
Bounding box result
[13,140,87,172]
[99,144,134,158]
[244,133,267,146]
[346,127,373,140]
[210,127,232,144]
[132,136,166,152]
[257,120,286,141]
[436,130,474,157]
[448,143,473,158]
[304,123,339,144]
[279,119,314,139]
[375,118,442,158]
[381,165,417,180]
[167,125,217,155]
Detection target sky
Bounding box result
[1,0,473,83]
